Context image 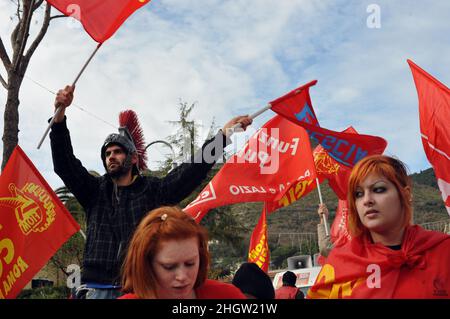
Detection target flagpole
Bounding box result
[230,103,272,133]
[37,43,103,149]
[315,177,329,236]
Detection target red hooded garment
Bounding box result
[307,225,450,299]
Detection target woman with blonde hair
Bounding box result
[308,155,450,299]
[119,206,245,299]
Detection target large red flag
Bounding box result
[0,146,80,299]
[46,0,152,43]
[184,115,317,222]
[270,81,388,167]
[408,59,450,216]
[312,127,358,200]
[248,204,270,272]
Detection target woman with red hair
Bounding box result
[119,206,245,299]
[308,155,450,299]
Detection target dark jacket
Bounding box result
[50,118,228,284]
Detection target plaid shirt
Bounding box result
[50,118,227,285]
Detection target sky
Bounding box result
[0,0,449,189]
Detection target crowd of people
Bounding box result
[51,86,449,299]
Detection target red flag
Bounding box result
[46,0,152,43]
[0,146,80,299]
[184,115,317,221]
[248,204,270,272]
[264,172,318,212]
[270,80,319,126]
[329,199,352,247]
[312,127,358,200]
[408,59,450,216]
[270,81,388,167]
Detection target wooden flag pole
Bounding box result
[37,43,103,149]
[315,177,330,236]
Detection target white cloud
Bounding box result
[0,0,449,189]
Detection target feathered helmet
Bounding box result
[101,110,148,173]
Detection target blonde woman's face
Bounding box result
[354,173,404,237]
[152,237,200,299]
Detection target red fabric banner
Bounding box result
[312,127,358,200]
[408,59,450,216]
[270,81,388,167]
[330,199,352,247]
[307,225,450,298]
[0,146,80,299]
[184,115,317,222]
[46,0,152,43]
[248,204,270,272]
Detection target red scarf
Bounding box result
[308,225,450,298]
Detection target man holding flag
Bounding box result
[48,85,252,298]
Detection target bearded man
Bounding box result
[50,85,252,299]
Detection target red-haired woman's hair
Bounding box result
[121,206,210,298]
[347,155,413,237]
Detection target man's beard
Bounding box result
[107,156,132,179]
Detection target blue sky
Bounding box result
[0,0,449,188]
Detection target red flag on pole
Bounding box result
[184,115,317,222]
[408,59,450,216]
[0,146,80,299]
[248,204,270,272]
[270,81,388,167]
[312,127,359,200]
[329,199,352,247]
[45,0,152,43]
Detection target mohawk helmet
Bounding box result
[101,110,148,173]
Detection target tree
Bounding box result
[166,100,202,163]
[51,184,85,277]
[164,104,248,242]
[0,1,64,169]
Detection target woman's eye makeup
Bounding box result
[373,186,386,193]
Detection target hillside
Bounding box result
[183,165,449,237]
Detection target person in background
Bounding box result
[231,262,275,299]
[275,271,305,299]
[119,206,245,299]
[308,155,450,299]
[317,203,333,258]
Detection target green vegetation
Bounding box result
[17,286,71,299]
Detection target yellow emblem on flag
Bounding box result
[314,149,340,175]
[0,183,56,235]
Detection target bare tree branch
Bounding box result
[16,0,21,20]
[49,14,67,21]
[13,0,35,72]
[0,37,12,71]
[11,19,21,46]
[49,257,70,276]
[23,3,51,68]
[0,74,7,89]
[9,1,22,45]
[33,0,44,11]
